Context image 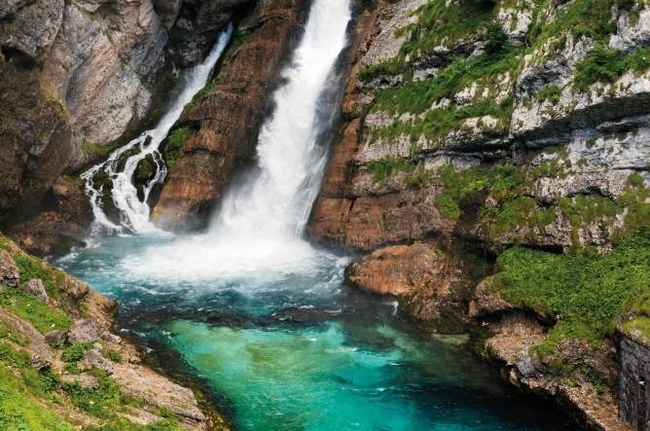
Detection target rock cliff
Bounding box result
[307,0,650,429]
[152,0,308,231]
[0,0,252,254]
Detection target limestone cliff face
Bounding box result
[0,0,251,254]
[309,0,650,254]
[152,0,308,231]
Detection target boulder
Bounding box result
[0,249,19,287]
[67,319,99,344]
[20,278,49,303]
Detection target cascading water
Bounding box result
[81,23,233,235]
[57,1,579,430]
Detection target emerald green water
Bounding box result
[57,235,578,431]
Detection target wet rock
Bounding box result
[153,0,309,230]
[67,319,99,344]
[20,278,49,303]
[346,243,468,322]
[0,249,19,287]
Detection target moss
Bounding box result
[621,317,650,344]
[494,232,650,352]
[162,126,194,169]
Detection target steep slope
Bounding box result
[0,234,225,430]
[308,0,650,429]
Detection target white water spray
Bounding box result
[122,0,351,280]
[82,23,233,235]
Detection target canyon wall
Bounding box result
[152,0,309,231]
[0,0,251,254]
[307,0,650,429]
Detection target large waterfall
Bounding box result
[119,0,352,280]
[81,24,233,235]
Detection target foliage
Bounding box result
[494,232,650,351]
[0,363,75,431]
[163,127,193,169]
[88,418,185,431]
[535,83,562,104]
[62,373,129,419]
[0,287,71,334]
[105,348,123,363]
[62,342,93,363]
[574,45,650,90]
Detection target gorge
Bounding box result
[0,0,649,430]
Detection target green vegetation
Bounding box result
[434,162,525,222]
[0,362,75,431]
[62,342,93,363]
[535,83,562,104]
[574,45,650,90]
[494,232,650,351]
[0,236,189,429]
[0,288,72,334]
[163,126,193,169]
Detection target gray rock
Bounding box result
[60,373,100,389]
[67,319,99,344]
[58,277,88,299]
[0,0,64,61]
[0,249,19,287]
[102,332,122,345]
[44,330,66,345]
[20,278,48,303]
[78,346,113,374]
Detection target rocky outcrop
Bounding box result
[346,242,469,323]
[0,234,220,430]
[0,0,255,254]
[153,0,308,230]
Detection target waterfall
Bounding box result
[81,23,233,235]
[120,0,352,281]
[210,0,351,241]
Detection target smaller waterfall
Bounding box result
[82,23,233,235]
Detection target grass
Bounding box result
[574,45,650,90]
[494,232,650,353]
[0,363,75,431]
[0,287,72,334]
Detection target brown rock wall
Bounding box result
[153,0,308,230]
